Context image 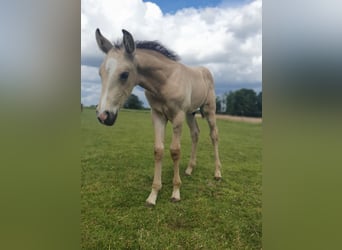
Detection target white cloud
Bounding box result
[81,0,262,106]
[81,65,100,82]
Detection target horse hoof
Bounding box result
[170,197,181,203]
[185,168,193,176]
[145,201,156,207]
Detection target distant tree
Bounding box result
[225,91,234,115]
[225,88,260,117]
[257,91,262,117]
[216,96,222,113]
[124,94,144,109]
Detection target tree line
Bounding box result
[84,94,145,110]
[86,89,262,117]
[123,89,262,117]
[216,88,262,117]
[123,94,144,109]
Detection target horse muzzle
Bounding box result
[96,110,118,126]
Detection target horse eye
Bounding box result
[119,72,129,81]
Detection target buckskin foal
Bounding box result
[95,29,222,206]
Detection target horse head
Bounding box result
[95,29,137,126]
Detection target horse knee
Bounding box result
[170,147,181,161]
[154,146,164,161]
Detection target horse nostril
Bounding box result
[97,110,109,123]
[97,110,117,126]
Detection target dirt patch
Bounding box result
[216,114,262,123]
[196,114,262,124]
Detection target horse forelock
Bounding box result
[112,39,180,61]
[113,40,122,49]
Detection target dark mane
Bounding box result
[136,41,180,61]
[113,40,180,61]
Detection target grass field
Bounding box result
[81,108,262,249]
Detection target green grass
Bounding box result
[81,108,262,249]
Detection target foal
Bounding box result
[95,29,222,205]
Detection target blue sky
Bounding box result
[143,0,245,13]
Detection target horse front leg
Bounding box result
[146,110,167,206]
[170,112,185,202]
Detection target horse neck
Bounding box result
[135,50,176,95]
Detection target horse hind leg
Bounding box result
[185,113,200,176]
[203,103,222,180]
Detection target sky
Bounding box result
[143,0,240,14]
[81,0,262,107]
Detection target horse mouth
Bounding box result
[97,111,118,126]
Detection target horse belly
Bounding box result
[189,81,207,111]
[183,66,211,112]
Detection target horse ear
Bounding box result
[95,28,113,54]
[122,29,135,55]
